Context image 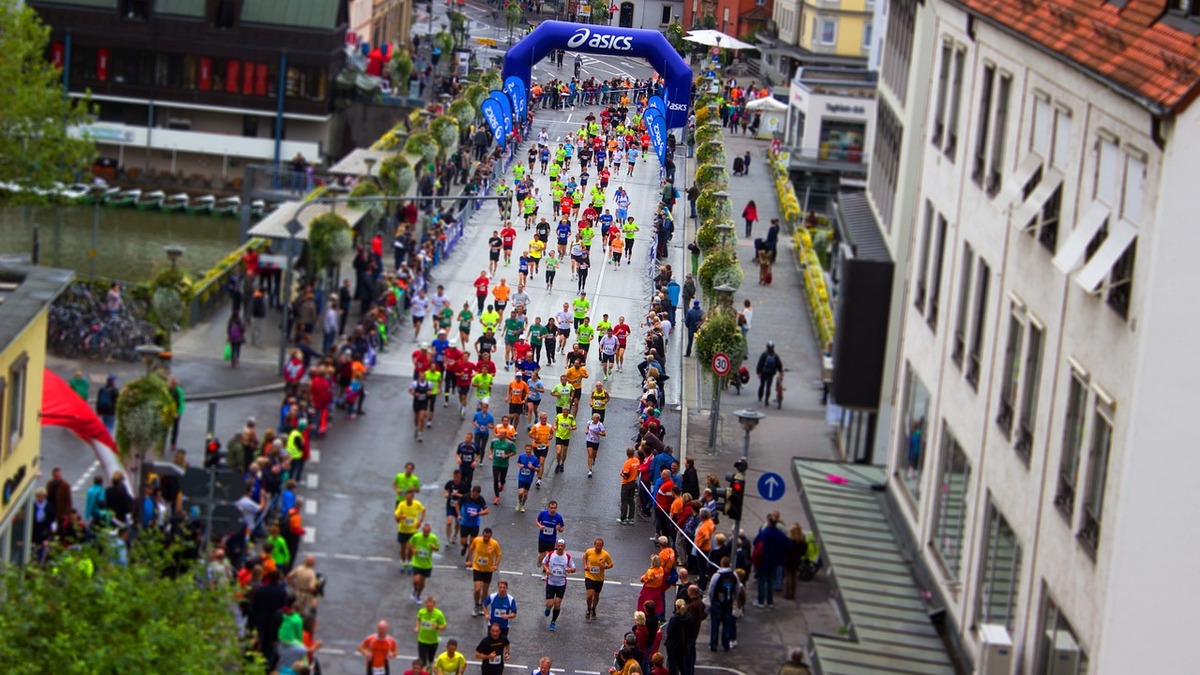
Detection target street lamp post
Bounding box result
[163,244,185,270]
[277,215,304,375]
[731,408,765,538]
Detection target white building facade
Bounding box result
[880,0,1200,671]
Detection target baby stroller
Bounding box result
[732,156,746,176]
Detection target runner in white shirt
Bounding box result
[555,305,573,354]
[584,414,606,477]
[541,539,575,631]
[597,330,619,380]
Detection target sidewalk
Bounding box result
[684,129,843,674]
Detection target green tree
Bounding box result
[114,372,178,463]
[591,2,610,25]
[665,22,686,55]
[0,535,261,675]
[307,212,353,274]
[0,0,96,196]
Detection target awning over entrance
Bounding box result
[328,148,399,177]
[247,200,369,241]
[793,459,957,675]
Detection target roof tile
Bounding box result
[952,0,1200,113]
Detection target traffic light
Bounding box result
[725,457,748,520]
[204,434,224,469]
[712,485,728,514]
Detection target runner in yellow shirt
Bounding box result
[582,537,615,619]
[393,490,426,572]
[528,412,555,486]
[465,528,503,617]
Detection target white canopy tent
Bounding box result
[683,30,758,51]
[247,200,370,241]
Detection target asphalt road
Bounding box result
[41,11,718,674]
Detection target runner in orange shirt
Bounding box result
[506,378,529,429]
[618,447,640,524]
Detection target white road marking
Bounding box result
[304,499,318,515]
[305,473,319,489]
[302,527,316,544]
[71,460,101,493]
[310,449,321,463]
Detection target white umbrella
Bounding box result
[745,96,788,112]
[683,29,758,51]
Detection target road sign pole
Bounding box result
[708,375,722,455]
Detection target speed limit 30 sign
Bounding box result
[711,352,731,377]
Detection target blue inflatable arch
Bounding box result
[502,21,692,129]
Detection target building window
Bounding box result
[863,23,873,48]
[952,243,975,369]
[932,426,970,579]
[913,201,934,313]
[928,214,949,332]
[899,365,931,503]
[1037,592,1089,675]
[121,0,150,21]
[868,100,903,229]
[1079,399,1113,556]
[967,259,990,389]
[819,19,838,45]
[972,65,995,187]
[6,356,27,455]
[1096,136,1120,205]
[1106,240,1136,319]
[931,42,952,148]
[996,309,1023,439]
[1122,154,1146,224]
[661,5,672,23]
[1031,95,1052,157]
[945,48,966,160]
[1052,107,1073,169]
[975,500,1023,631]
[1055,371,1088,519]
[1035,187,1062,252]
[1016,323,1044,459]
[987,75,1012,196]
[881,0,916,102]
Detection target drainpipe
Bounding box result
[274,51,288,171]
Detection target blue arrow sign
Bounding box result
[757,472,786,501]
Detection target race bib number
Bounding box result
[542,526,555,536]
[550,563,566,576]
[421,620,434,629]
[477,556,489,566]
[588,566,600,574]
[405,516,416,526]
[373,668,387,675]
[520,467,533,476]
[490,655,502,664]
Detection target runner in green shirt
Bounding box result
[489,435,518,504]
[579,225,595,250]
[548,162,561,182]
[394,463,421,503]
[437,304,454,334]
[544,253,559,291]
[572,293,590,330]
[472,372,494,403]
[425,367,442,425]
[576,318,595,355]
[416,597,448,665]
[480,308,501,332]
[528,318,548,362]
[550,374,573,414]
[595,313,612,335]
[523,196,537,228]
[458,304,474,350]
[513,163,526,182]
[409,523,440,601]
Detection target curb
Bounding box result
[188,381,285,402]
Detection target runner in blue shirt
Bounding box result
[515,445,541,513]
[483,579,518,638]
[473,404,496,452]
[534,501,565,566]
[457,485,490,556]
[556,220,573,258]
[598,209,615,248]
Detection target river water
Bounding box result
[0,204,244,282]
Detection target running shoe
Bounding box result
[548,622,556,631]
